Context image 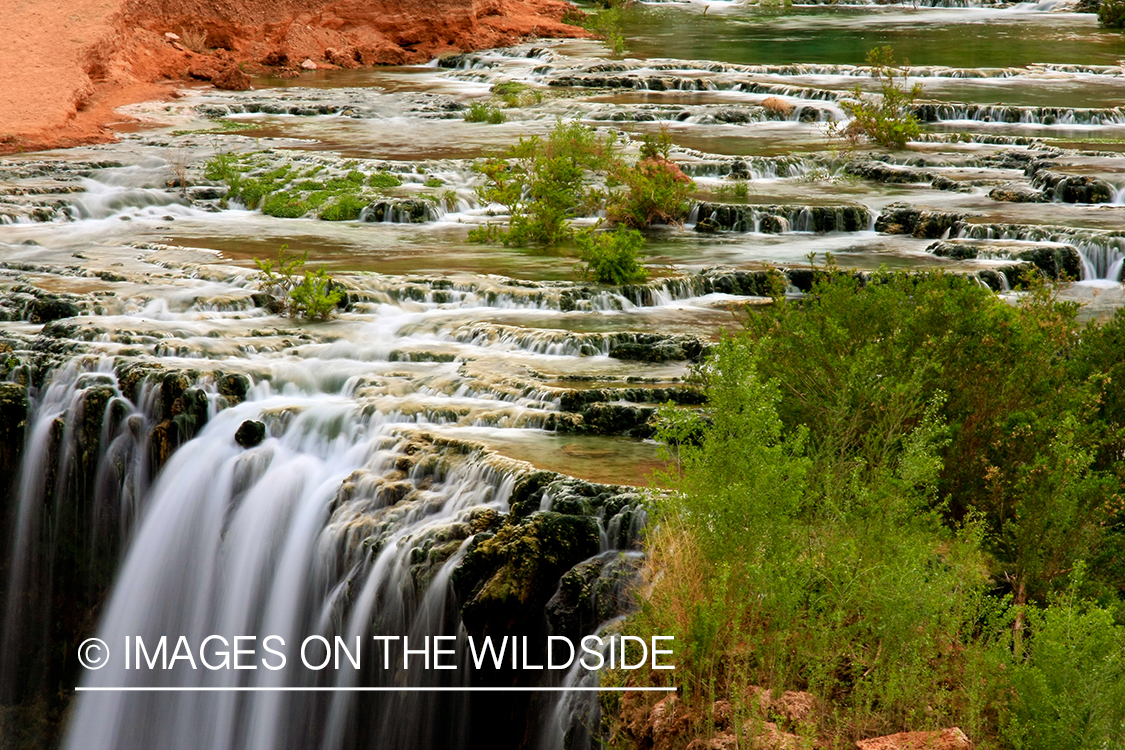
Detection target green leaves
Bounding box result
[833,47,923,150]
[471,120,620,247]
[253,245,341,320]
[637,272,1125,744]
[575,224,647,285]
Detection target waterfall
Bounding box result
[0,369,647,750]
[1,359,157,706]
[60,398,492,749]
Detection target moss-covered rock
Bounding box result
[546,553,644,642]
[454,511,601,638]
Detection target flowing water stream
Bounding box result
[1,2,1123,748]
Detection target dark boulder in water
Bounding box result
[454,510,601,637]
[927,241,1082,280]
[235,419,266,448]
[218,373,250,405]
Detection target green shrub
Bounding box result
[423,176,444,188]
[713,179,750,199]
[642,333,992,732]
[233,178,269,209]
[491,81,543,107]
[290,267,343,320]
[345,169,366,184]
[1005,574,1125,750]
[628,272,1125,746]
[203,152,244,183]
[607,157,695,227]
[1099,0,1125,26]
[261,191,310,218]
[368,171,403,189]
[575,225,647,284]
[585,6,627,55]
[639,128,673,160]
[834,47,923,149]
[319,193,368,221]
[253,245,342,319]
[463,101,507,124]
[473,120,619,246]
[254,244,306,299]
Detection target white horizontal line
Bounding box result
[76,686,676,693]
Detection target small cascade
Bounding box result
[916,102,1125,127]
[693,202,872,234]
[953,223,1125,281]
[360,198,443,224]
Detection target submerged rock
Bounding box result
[28,297,80,324]
[928,241,1082,279]
[454,511,601,637]
[988,183,1046,203]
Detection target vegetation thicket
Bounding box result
[470,121,695,283]
[612,271,1125,750]
[1099,0,1125,27]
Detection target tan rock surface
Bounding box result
[0,0,584,154]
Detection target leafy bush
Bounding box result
[586,6,627,55]
[463,101,507,124]
[575,225,648,284]
[607,156,695,227]
[368,171,403,189]
[713,179,750,199]
[627,272,1125,747]
[203,152,244,183]
[642,333,992,735]
[834,47,923,149]
[1099,0,1125,27]
[471,120,696,244]
[639,128,673,160]
[473,120,619,246]
[253,245,342,319]
[290,267,343,320]
[319,194,368,221]
[492,82,543,108]
[423,176,444,188]
[1004,572,1125,750]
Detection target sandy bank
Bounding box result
[0,0,584,154]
